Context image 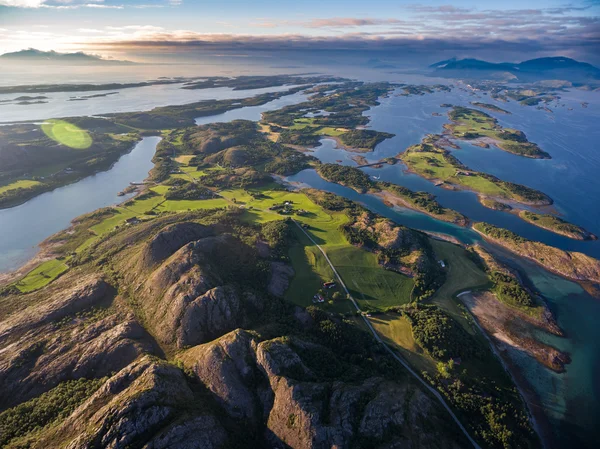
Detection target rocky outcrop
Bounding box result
[268,262,295,298]
[0,311,152,410]
[180,330,464,449]
[34,357,229,449]
[0,274,154,410]
[0,274,109,344]
[138,234,264,349]
[140,222,213,269]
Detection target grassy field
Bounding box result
[428,239,490,324]
[518,210,592,240]
[401,150,508,198]
[0,180,42,195]
[327,245,414,309]
[41,120,92,149]
[369,314,435,373]
[15,259,69,293]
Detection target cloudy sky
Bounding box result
[0,0,598,64]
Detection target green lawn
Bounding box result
[402,151,508,198]
[0,180,42,195]
[327,245,414,310]
[369,314,435,373]
[427,239,490,328]
[156,198,229,212]
[15,259,69,293]
[286,227,352,314]
[41,120,92,149]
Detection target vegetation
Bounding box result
[399,135,553,206]
[13,259,69,293]
[446,106,550,159]
[338,129,394,150]
[474,222,600,283]
[519,210,595,240]
[402,303,483,361]
[378,182,468,225]
[0,377,106,448]
[317,163,374,193]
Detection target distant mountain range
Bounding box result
[429,56,600,83]
[0,49,134,65]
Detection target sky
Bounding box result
[0,0,598,65]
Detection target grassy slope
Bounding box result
[15,259,69,293]
[518,210,594,240]
[372,239,490,376]
[0,180,42,194]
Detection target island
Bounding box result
[398,134,553,207]
[470,102,511,114]
[518,211,597,240]
[315,163,469,226]
[444,106,551,159]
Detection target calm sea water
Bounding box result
[0,74,598,448]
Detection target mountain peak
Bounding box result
[0,48,133,65]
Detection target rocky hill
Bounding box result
[0,209,469,448]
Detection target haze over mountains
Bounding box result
[429,56,600,83]
[0,49,134,65]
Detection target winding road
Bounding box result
[292,219,482,449]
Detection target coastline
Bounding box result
[372,189,469,227]
[457,291,552,449]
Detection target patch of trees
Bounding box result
[261,219,294,260]
[0,377,106,448]
[490,272,534,307]
[278,129,322,147]
[423,373,535,449]
[317,163,374,193]
[402,304,482,361]
[475,222,527,244]
[339,129,395,150]
[164,181,215,201]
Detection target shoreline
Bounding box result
[473,226,600,296]
[457,291,552,449]
[372,189,469,227]
[400,163,553,208]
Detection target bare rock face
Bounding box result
[180,330,464,449]
[0,274,109,344]
[0,274,153,410]
[140,222,213,269]
[268,262,295,298]
[35,357,229,449]
[0,311,152,411]
[139,235,264,349]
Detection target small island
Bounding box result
[315,163,469,226]
[398,134,553,207]
[518,210,596,240]
[445,106,551,159]
[470,102,511,114]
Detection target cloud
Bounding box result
[302,17,409,28]
[0,0,46,6]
